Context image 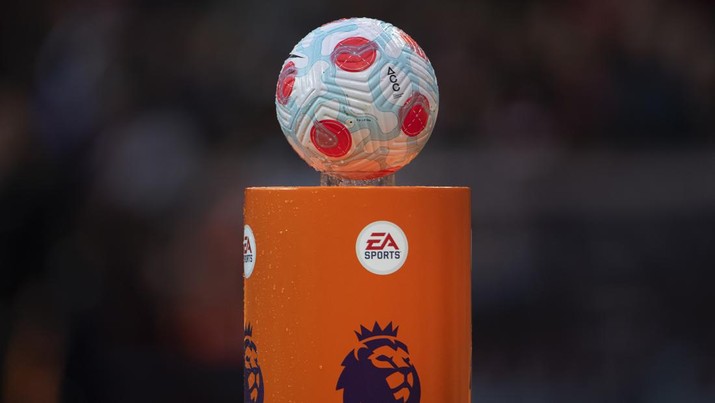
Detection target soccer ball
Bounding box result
[275,18,439,180]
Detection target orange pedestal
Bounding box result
[243,187,471,402]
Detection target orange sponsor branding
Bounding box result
[244,187,471,402]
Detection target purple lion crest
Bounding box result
[244,323,264,403]
[337,322,421,403]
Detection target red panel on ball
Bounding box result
[401,93,430,137]
[310,119,352,157]
[276,62,297,105]
[331,37,377,72]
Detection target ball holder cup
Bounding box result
[244,18,471,402]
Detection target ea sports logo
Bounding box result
[356,221,408,275]
[244,225,256,278]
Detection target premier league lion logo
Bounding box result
[337,322,421,403]
[244,323,264,403]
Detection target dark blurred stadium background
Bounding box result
[1,0,714,402]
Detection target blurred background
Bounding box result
[1,0,714,402]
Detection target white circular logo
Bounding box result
[243,225,256,278]
[356,221,408,275]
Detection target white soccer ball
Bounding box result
[275,18,439,180]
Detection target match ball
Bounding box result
[275,18,439,180]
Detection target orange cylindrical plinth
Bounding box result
[243,187,471,402]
